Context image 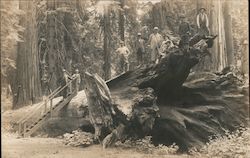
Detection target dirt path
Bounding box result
[2,132,188,158]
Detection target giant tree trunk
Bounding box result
[46,0,58,90]
[223,0,234,66]
[119,0,125,42]
[208,0,218,71]
[194,0,230,72]
[103,7,111,80]
[216,0,228,71]
[241,40,249,75]
[14,0,42,108]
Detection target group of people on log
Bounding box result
[49,8,218,148]
[116,7,212,73]
[59,7,213,97]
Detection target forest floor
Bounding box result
[2,94,250,158]
[1,94,186,158]
[2,116,250,158]
[2,132,189,158]
[2,128,250,158]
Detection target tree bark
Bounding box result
[223,0,234,66]
[208,0,218,71]
[14,0,42,108]
[14,0,27,107]
[30,0,42,103]
[46,0,58,90]
[217,0,227,71]
[103,7,111,80]
[119,0,125,42]
[193,0,230,72]
[84,72,116,140]
[241,40,249,75]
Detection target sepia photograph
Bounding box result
[1,0,249,157]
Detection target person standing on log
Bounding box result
[73,69,81,93]
[41,69,51,97]
[178,14,191,51]
[148,27,163,64]
[116,41,131,73]
[196,8,210,36]
[136,33,146,67]
[62,69,73,97]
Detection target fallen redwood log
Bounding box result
[83,36,248,151]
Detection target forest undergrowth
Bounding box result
[60,126,250,157]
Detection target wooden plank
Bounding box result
[18,86,61,125]
[18,123,23,136]
[23,123,27,137]
[24,111,50,136]
[21,77,77,137]
[17,102,44,124]
[44,100,48,114]
[24,92,76,137]
[52,91,76,114]
[50,99,52,118]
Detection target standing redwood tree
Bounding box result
[14,0,42,108]
[223,0,234,66]
[46,0,58,90]
[194,0,228,72]
[119,0,125,42]
[103,6,111,80]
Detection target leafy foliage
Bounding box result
[190,127,250,158]
[0,1,24,85]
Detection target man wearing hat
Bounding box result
[136,32,146,66]
[197,7,210,36]
[62,68,73,97]
[116,41,131,73]
[148,27,163,64]
[178,14,191,50]
[73,69,81,93]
